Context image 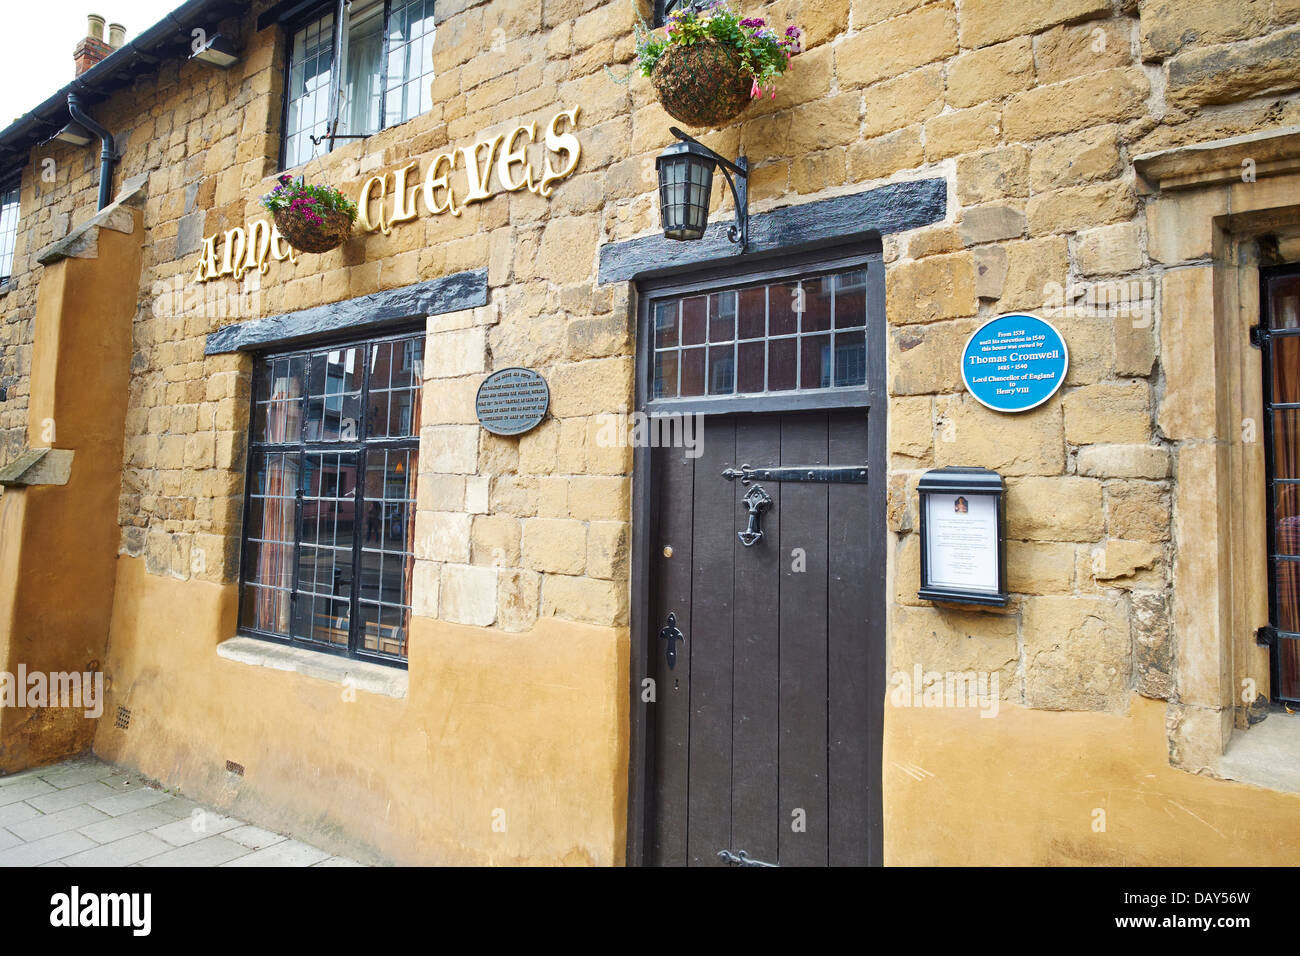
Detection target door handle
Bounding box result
[737,484,772,547]
[658,612,684,670]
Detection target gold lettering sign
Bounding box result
[194,106,584,283]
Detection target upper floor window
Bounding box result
[283,0,437,170]
[0,182,19,288]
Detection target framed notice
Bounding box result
[917,466,1007,607]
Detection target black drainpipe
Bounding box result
[66,91,116,211]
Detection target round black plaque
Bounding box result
[475,367,550,436]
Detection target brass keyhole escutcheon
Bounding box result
[663,546,673,558]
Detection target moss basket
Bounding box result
[651,39,753,129]
[271,205,354,254]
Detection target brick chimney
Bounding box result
[74,14,112,76]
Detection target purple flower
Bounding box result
[741,17,765,27]
[278,173,294,185]
[785,25,801,36]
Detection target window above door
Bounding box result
[639,250,883,416]
[282,0,437,170]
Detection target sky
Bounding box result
[0,0,183,126]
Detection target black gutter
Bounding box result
[66,93,116,211]
[0,0,243,174]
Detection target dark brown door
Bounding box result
[647,408,878,866]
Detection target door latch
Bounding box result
[717,849,778,867]
[659,612,684,670]
[737,484,772,547]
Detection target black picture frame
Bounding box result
[917,466,1008,607]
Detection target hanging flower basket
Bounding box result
[651,39,753,129]
[620,3,801,130]
[260,174,358,254]
[270,205,354,254]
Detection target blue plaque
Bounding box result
[475,367,550,436]
[961,314,1069,413]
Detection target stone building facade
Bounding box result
[1,0,1300,864]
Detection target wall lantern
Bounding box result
[917,466,1008,607]
[190,33,239,68]
[655,127,749,250]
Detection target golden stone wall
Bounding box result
[2,0,1300,862]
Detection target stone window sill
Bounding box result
[216,636,408,699]
[1218,710,1300,793]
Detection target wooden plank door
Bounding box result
[647,408,876,866]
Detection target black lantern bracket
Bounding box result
[668,127,750,251]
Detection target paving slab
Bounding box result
[0,756,365,867]
[78,806,183,845]
[0,779,56,807]
[89,787,173,817]
[138,835,250,867]
[26,780,120,814]
[61,832,176,867]
[7,804,110,842]
[0,829,97,866]
[225,825,286,851]
[222,839,330,867]
[0,802,42,828]
[149,812,244,847]
[38,763,119,790]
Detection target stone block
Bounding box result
[958,203,1025,245]
[1062,381,1151,445]
[1007,540,1076,594]
[1074,221,1144,276]
[958,0,1111,48]
[1002,69,1148,142]
[935,395,1065,476]
[886,253,978,324]
[1076,443,1170,479]
[1005,475,1104,540]
[955,146,1030,205]
[838,3,959,89]
[522,517,587,574]
[440,563,498,627]
[945,37,1035,108]
[1023,594,1131,710]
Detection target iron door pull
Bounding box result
[659,612,684,670]
[718,849,778,867]
[737,484,772,547]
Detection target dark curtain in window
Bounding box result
[1270,275,1300,699]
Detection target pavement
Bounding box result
[0,754,363,867]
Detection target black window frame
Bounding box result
[1260,263,1300,704]
[278,0,437,171]
[652,0,710,27]
[236,325,425,669]
[638,244,881,417]
[0,177,20,291]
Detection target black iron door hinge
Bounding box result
[1257,624,1277,647]
[1251,325,1268,349]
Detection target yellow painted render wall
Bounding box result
[94,556,629,866]
[885,696,1300,866]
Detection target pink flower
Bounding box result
[750,78,761,98]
